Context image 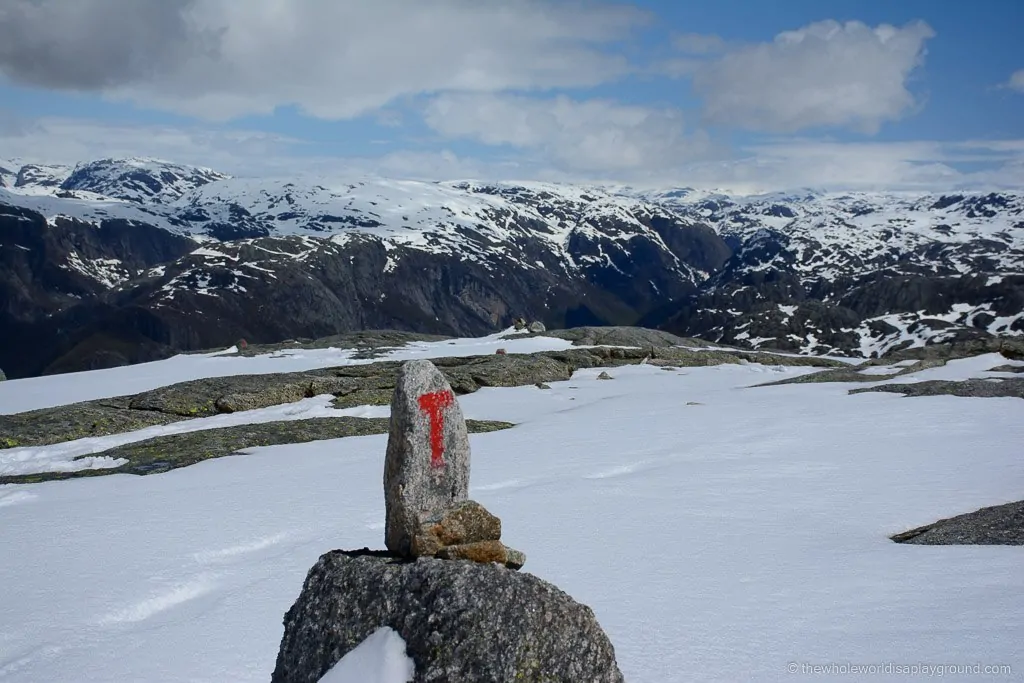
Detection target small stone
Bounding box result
[504,547,527,570]
[436,540,525,569]
[528,321,546,333]
[436,540,506,563]
[597,371,613,380]
[536,382,550,390]
[411,500,501,556]
[384,360,471,558]
[495,348,507,355]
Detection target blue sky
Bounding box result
[0,0,1022,191]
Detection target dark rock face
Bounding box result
[0,194,732,377]
[271,550,624,683]
[640,190,1024,357]
[4,171,1024,376]
[0,205,197,378]
[892,500,1024,545]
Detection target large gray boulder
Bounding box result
[271,550,624,683]
[384,360,471,557]
[0,367,6,381]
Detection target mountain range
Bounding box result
[1,157,1022,378]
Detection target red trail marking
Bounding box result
[417,389,455,468]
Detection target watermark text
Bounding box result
[787,661,1013,677]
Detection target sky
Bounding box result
[0,0,1022,192]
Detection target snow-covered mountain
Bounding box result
[1,157,1022,377]
[60,158,229,203]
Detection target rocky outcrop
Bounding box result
[0,205,197,378]
[892,500,1024,545]
[542,325,700,348]
[271,550,624,683]
[850,378,1024,399]
[0,335,845,458]
[0,417,513,486]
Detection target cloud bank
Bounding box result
[688,20,935,133]
[0,0,645,120]
[0,3,1016,190]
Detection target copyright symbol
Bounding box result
[788,662,799,674]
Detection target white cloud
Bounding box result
[3,117,1022,193]
[1003,69,1024,93]
[673,139,1024,194]
[0,117,305,174]
[0,115,537,181]
[423,93,714,173]
[0,0,646,121]
[688,20,935,134]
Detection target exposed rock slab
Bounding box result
[1,339,845,452]
[540,325,705,348]
[850,378,1024,399]
[271,550,624,683]
[0,398,185,449]
[228,330,451,359]
[892,500,1024,545]
[0,417,512,486]
[882,337,1024,363]
[989,364,1024,373]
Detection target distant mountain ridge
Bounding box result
[0,157,1021,377]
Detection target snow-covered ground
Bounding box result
[1,333,1022,681]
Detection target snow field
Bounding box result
[0,348,1021,681]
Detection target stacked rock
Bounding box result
[384,359,525,569]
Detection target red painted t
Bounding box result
[417,389,455,468]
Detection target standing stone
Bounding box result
[384,360,471,557]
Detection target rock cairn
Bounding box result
[271,358,625,682]
[384,359,525,569]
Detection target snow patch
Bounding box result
[318,627,415,683]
